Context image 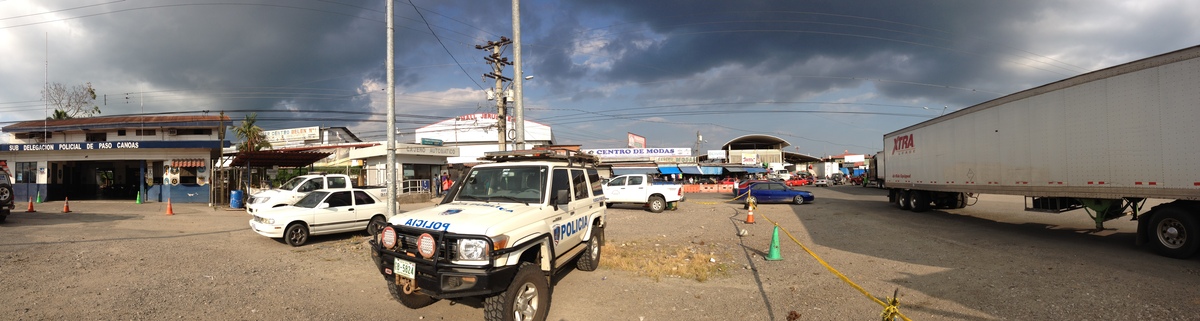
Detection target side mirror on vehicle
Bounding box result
[552,190,570,209]
[316,203,330,209]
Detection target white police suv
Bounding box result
[370,149,606,321]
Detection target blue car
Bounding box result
[742,182,814,208]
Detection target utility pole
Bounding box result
[385,0,398,217]
[477,37,512,151]
[511,0,525,150]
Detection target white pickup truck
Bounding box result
[602,174,683,213]
[246,173,386,214]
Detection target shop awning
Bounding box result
[678,166,703,175]
[612,167,659,176]
[745,167,767,173]
[170,159,208,168]
[657,166,682,174]
[229,150,333,168]
[701,166,724,175]
[724,167,747,173]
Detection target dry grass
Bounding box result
[601,240,730,282]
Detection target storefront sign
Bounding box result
[582,148,691,159]
[707,150,726,160]
[652,156,697,163]
[741,153,759,165]
[400,144,459,156]
[263,126,320,143]
[1,140,229,152]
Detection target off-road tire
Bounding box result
[576,226,603,271]
[367,215,387,236]
[648,196,666,213]
[484,263,550,321]
[284,223,309,247]
[1149,208,1200,259]
[0,183,12,205]
[387,280,439,308]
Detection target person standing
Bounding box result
[440,172,452,194]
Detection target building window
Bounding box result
[117,129,126,136]
[86,132,107,142]
[136,129,156,136]
[15,162,36,183]
[21,132,52,141]
[175,129,212,135]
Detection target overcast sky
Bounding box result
[2,0,1198,157]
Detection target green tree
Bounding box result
[47,109,71,120]
[41,82,101,118]
[233,113,272,152]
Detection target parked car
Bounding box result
[742,182,815,208]
[249,188,391,246]
[785,177,810,187]
[733,179,770,196]
[719,177,739,185]
[813,178,830,187]
[246,173,386,214]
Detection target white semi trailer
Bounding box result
[881,45,1200,259]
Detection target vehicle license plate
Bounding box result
[395,258,416,280]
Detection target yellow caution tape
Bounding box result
[758,212,912,321]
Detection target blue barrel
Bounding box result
[231,190,245,208]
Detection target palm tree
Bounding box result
[47,109,71,120]
[233,113,272,152]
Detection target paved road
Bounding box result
[1,187,1198,320]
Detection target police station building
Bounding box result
[0,115,229,203]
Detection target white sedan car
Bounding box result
[813,178,830,187]
[249,189,391,246]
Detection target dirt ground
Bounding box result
[2,187,1199,320]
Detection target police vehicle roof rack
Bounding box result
[480,149,598,165]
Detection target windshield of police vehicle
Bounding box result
[279,176,306,190]
[293,191,330,208]
[456,166,547,204]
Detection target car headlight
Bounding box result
[456,239,489,261]
[251,197,269,204]
[255,216,275,224]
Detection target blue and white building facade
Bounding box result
[0,115,229,203]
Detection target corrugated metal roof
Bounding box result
[2,115,230,133]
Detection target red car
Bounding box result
[719,178,739,185]
[785,177,810,187]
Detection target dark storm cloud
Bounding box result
[553,0,1048,104]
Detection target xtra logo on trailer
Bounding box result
[892,133,916,155]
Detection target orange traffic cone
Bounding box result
[25,196,36,213]
[745,202,756,224]
[62,197,71,213]
[165,198,175,216]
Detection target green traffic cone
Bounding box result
[765,226,782,261]
[136,191,142,204]
[36,190,42,203]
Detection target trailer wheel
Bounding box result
[956,193,968,209]
[897,190,912,210]
[911,191,930,212]
[1149,209,1200,259]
